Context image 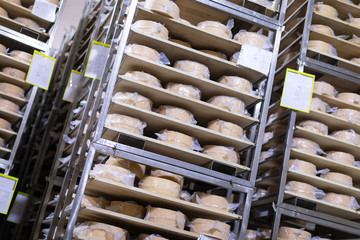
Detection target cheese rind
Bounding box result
[331,108,360,124]
[1,67,26,80]
[192,192,229,211]
[143,0,180,19]
[106,201,145,218]
[189,218,231,240]
[81,195,109,209]
[131,20,169,40]
[112,92,153,111]
[144,207,186,229]
[165,83,201,100]
[202,145,239,163]
[125,44,164,63]
[105,156,146,179]
[90,164,135,186]
[73,221,128,240]
[288,159,317,176]
[330,129,360,145]
[173,60,210,79]
[326,151,355,166]
[313,81,336,97]
[0,83,25,98]
[310,97,330,112]
[298,120,328,135]
[123,71,162,88]
[208,95,246,114]
[105,114,146,135]
[310,24,335,36]
[139,176,181,198]
[7,0,21,5]
[0,98,19,113]
[313,3,338,18]
[291,138,321,155]
[279,226,312,240]
[207,119,244,139]
[307,40,337,56]
[218,76,253,93]
[233,31,272,50]
[197,21,232,39]
[9,50,33,63]
[336,92,360,105]
[323,193,358,209]
[156,129,201,150]
[0,118,11,130]
[157,105,197,124]
[285,181,317,198]
[321,172,353,186]
[346,18,360,28]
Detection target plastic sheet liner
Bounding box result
[330,129,360,145]
[90,164,135,186]
[331,108,360,124]
[143,0,180,19]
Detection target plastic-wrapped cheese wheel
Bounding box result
[157,105,197,124]
[150,168,184,187]
[245,230,257,240]
[1,67,26,80]
[123,71,162,88]
[336,92,360,105]
[257,228,271,240]
[234,31,272,50]
[218,76,253,93]
[0,7,8,17]
[321,172,353,186]
[285,181,317,198]
[192,192,229,211]
[143,0,180,19]
[105,114,146,135]
[156,129,200,150]
[73,221,128,240]
[207,119,244,139]
[131,20,169,40]
[202,145,239,163]
[310,24,335,36]
[298,120,328,135]
[351,58,360,65]
[208,95,246,114]
[105,156,146,179]
[0,44,6,54]
[330,130,360,145]
[81,195,109,209]
[199,50,227,60]
[139,176,181,198]
[291,138,321,155]
[278,226,312,240]
[14,18,40,30]
[313,81,336,97]
[169,39,191,47]
[173,60,210,79]
[7,0,21,5]
[0,83,25,98]
[165,83,201,100]
[125,44,163,63]
[323,193,358,209]
[313,3,338,18]
[0,118,11,130]
[348,37,360,45]
[307,40,337,56]
[326,151,355,166]
[310,97,330,112]
[138,234,168,240]
[189,218,231,240]
[197,21,232,39]
[346,18,360,28]
[106,201,145,218]
[331,108,360,124]
[112,92,153,111]
[9,50,33,63]
[145,207,186,229]
[0,98,19,113]
[90,164,135,186]
[288,159,317,176]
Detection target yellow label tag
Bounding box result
[0,173,18,215]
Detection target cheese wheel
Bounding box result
[7,0,21,5]
[105,114,146,135]
[139,176,181,198]
[0,98,19,113]
[330,130,360,145]
[257,228,271,240]
[288,159,317,175]
[202,145,239,163]
[331,108,360,124]
[323,193,353,209]
[169,39,191,47]
[197,21,232,39]
[0,44,6,54]
[14,18,40,30]
[0,83,24,98]
[233,31,272,50]
[208,95,246,114]
[165,83,201,100]
[285,181,317,198]
[322,172,353,186]
[326,151,355,166]
[189,218,230,240]
[81,195,109,209]
[313,3,338,18]
[313,81,336,97]
[9,50,33,63]
[1,67,26,80]
[193,192,229,211]
[131,20,169,40]
[308,40,337,56]
[123,71,162,87]
[73,221,128,240]
[278,226,311,240]
[0,118,11,130]
[298,120,328,135]
[207,119,244,139]
[138,234,168,240]
[291,138,320,155]
[156,129,197,150]
[125,44,161,63]
[90,164,135,186]
[150,168,184,187]
[310,24,335,36]
[261,168,280,178]
[245,230,257,240]
[143,0,180,19]
[199,50,227,60]
[105,156,146,179]
[346,18,360,28]
[106,201,145,218]
[157,105,196,124]
[145,207,186,229]
[310,97,329,112]
[173,60,210,79]
[336,92,360,105]
[348,37,360,45]
[351,58,360,65]
[218,76,253,93]
[0,7,8,17]
[112,92,152,111]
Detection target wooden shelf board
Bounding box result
[0,72,31,90]
[0,108,22,124]
[86,177,241,221]
[0,53,30,72]
[0,127,16,141]
[0,146,11,158]
[0,92,27,107]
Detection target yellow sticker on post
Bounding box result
[280,68,315,113]
[84,41,111,80]
[0,173,18,215]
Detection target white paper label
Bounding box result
[26,51,56,90]
[0,174,17,215]
[7,192,29,224]
[63,70,82,102]
[84,41,110,80]
[280,69,315,113]
[31,0,57,22]
[237,44,273,76]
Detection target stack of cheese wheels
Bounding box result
[131,20,169,40]
[331,108,360,124]
[0,118,11,130]
[125,44,162,63]
[193,192,229,211]
[14,18,40,30]
[330,130,360,145]
[169,39,191,47]
[105,114,146,135]
[112,92,153,111]
[73,221,128,240]
[202,145,239,163]
[199,50,227,60]
[307,40,337,56]
[143,0,180,19]
[326,151,355,166]
[124,71,162,88]
[173,60,210,79]
[346,18,360,28]
[0,44,6,54]
[1,67,26,80]
[349,37,360,45]
[197,21,232,39]
[288,159,317,175]
[144,207,186,229]
[9,50,33,63]
[90,164,135,186]
[218,76,253,94]
[278,226,311,240]
[106,201,146,218]
[323,193,355,209]
[291,138,320,155]
[233,31,272,50]
[156,129,197,150]
[157,105,197,124]
[81,195,109,208]
[336,92,360,105]
[285,181,317,198]
[0,7,8,17]
[208,95,246,114]
[165,83,201,100]
[139,176,181,198]
[310,24,335,36]
[310,97,329,112]
[313,81,336,97]
[189,218,231,239]
[297,120,328,135]
[313,3,338,18]
[138,234,168,240]
[0,98,19,113]
[0,83,24,98]
[245,230,257,240]
[105,156,146,179]
[207,119,244,139]
[321,172,353,186]
[7,0,21,5]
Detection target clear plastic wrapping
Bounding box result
[173,60,210,79]
[262,131,274,143]
[207,95,246,114]
[197,20,233,39]
[143,0,180,19]
[1,67,26,80]
[157,105,197,124]
[291,138,324,155]
[90,164,135,186]
[192,192,235,212]
[230,51,240,64]
[348,34,360,45]
[14,17,41,30]
[285,181,325,199]
[350,58,360,65]
[322,193,360,210]
[112,92,153,111]
[310,24,335,36]
[106,201,145,218]
[298,120,328,135]
[73,221,128,240]
[165,82,201,100]
[207,119,244,139]
[313,81,337,97]
[307,40,337,56]
[131,20,169,40]
[279,226,312,240]
[336,92,360,105]
[180,190,191,201]
[245,229,257,240]
[233,30,273,51]
[139,176,181,198]
[0,118,11,130]
[321,172,353,186]
[123,71,162,88]
[331,108,360,124]
[310,97,331,112]
[81,195,109,209]
[202,145,239,163]
[325,151,355,166]
[313,2,338,18]
[311,237,331,240]
[156,129,203,151]
[346,13,360,28]
[217,75,253,94]
[330,129,360,145]
[189,218,231,240]
[144,207,186,229]
[288,159,317,175]
[105,114,147,135]
[0,98,20,113]
[125,44,170,65]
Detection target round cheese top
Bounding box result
[0,83,25,98]
[132,20,169,40]
[310,97,329,112]
[207,119,244,139]
[106,201,145,218]
[310,24,335,36]
[190,218,231,240]
[199,50,227,60]
[197,21,232,39]
[291,138,320,155]
[202,145,239,163]
[90,164,135,186]
[192,192,229,211]
[297,120,328,135]
[125,44,161,63]
[0,43,6,54]
[288,159,317,176]
[323,193,353,209]
[157,105,196,124]
[145,207,186,229]
[150,168,184,187]
[105,114,146,135]
[346,18,360,28]
[73,221,128,240]
[9,50,33,63]
[322,172,353,186]
[308,40,337,56]
[326,151,355,166]
[112,92,153,111]
[138,234,168,240]
[139,176,181,198]
[156,129,195,150]
[14,18,40,30]
[330,130,360,145]
[0,118,11,130]
[81,195,109,209]
[0,98,19,113]
[123,71,162,87]
[1,67,26,80]
[313,81,336,97]
[331,108,360,124]
[336,92,360,105]
[165,82,201,100]
[286,181,316,198]
[218,75,253,93]
[313,3,338,18]
[143,0,180,19]
[279,226,312,240]
[173,60,210,79]
[208,95,246,114]
[233,31,272,50]
[105,155,146,179]
[169,39,192,47]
